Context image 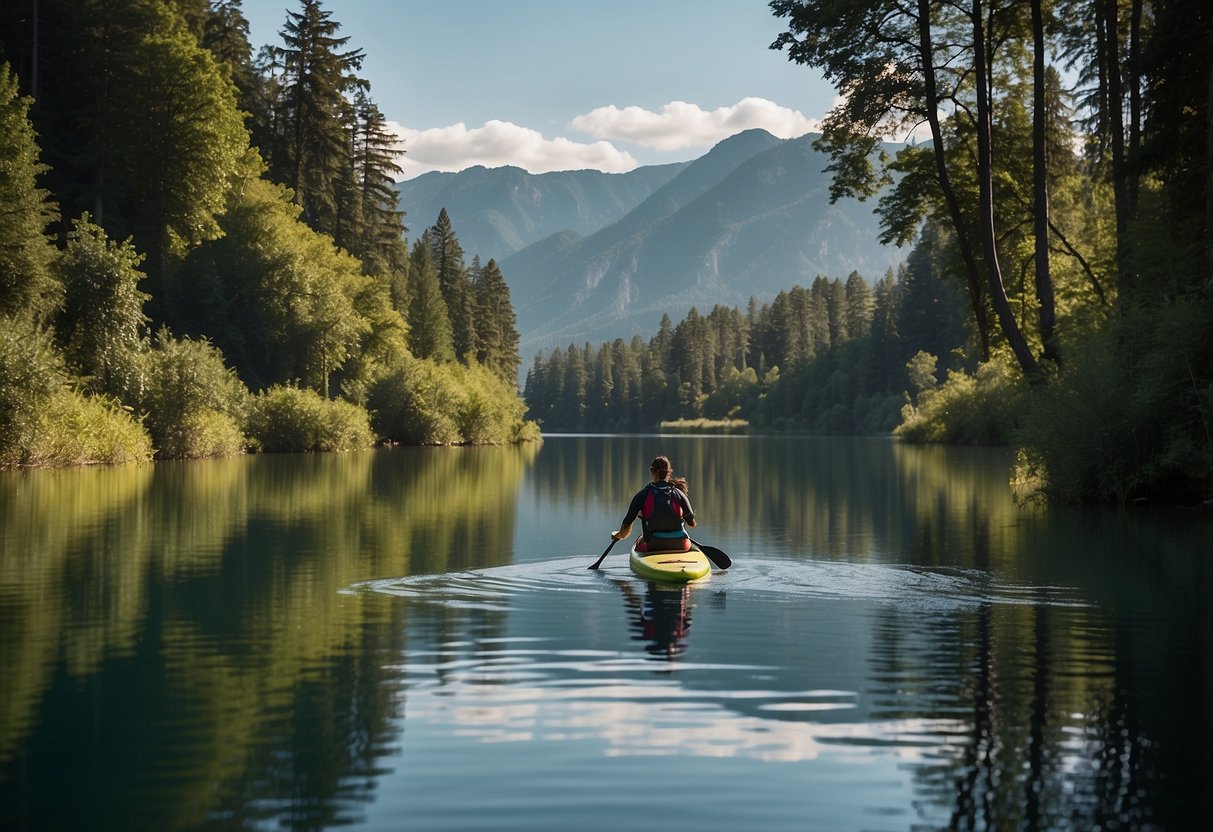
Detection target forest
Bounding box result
[528,0,1212,504]
[0,0,536,469]
[1,0,1210,505]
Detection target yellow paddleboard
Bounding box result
[628,540,711,582]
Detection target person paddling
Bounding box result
[611,455,697,553]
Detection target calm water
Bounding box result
[1,435,1210,831]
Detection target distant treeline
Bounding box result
[0,0,536,467]
[524,245,969,435]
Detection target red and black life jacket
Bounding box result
[641,482,684,535]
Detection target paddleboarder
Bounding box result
[611,455,697,553]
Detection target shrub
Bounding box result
[896,357,1027,444]
[1013,299,1212,503]
[369,357,537,445]
[248,385,375,452]
[368,357,461,445]
[155,407,245,460]
[23,390,153,467]
[134,329,251,459]
[0,315,63,462]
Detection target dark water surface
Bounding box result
[2,436,1210,830]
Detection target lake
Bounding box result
[2,435,1210,831]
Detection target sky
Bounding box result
[241,0,842,179]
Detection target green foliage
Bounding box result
[269,0,365,237]
[248,385,374,453]
[896,358,1028,445]
[0,2,543,469]
[21,390,155,468]
[1013,298,1212,503]
[0,315,69,462]
[134,328,250,459]
[429,209,474,360]
[405,235,455,362]
[114,30,248,273]
[525,269,963,435]
[55,216,150,397]
[471,258,522,384]
[0,63,60,322]
[180,174,370,394]
[905,351,939,401]
[370,357,535,446]
[1,314,151,467]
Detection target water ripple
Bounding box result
[349,555,1091,610]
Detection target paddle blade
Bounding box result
[690,539,731,570]
[587,538,619,570]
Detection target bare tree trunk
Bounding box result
[1100,0,1132,299]
[1208,55,1213,290]
[1031,0,1059,363]
[972,0,1039,375]
[917,0,992,361]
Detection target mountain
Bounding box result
[502,130,906,354]
[396,162,689,260]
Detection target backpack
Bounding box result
[641,482,684,534]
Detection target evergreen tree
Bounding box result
[350,88,407,276]
[428,208,474,360]
[406,234,454,362]
[274,0,365,235]
[868,270,901,394]
[199,0,259,113]
[556,344,585,428]
[473,258,521,384]
[844,271,873,340]
[0,63,59,322]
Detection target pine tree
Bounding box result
[473,258,521,384]
[844,271,873,341]
[428,208,474,360]
[0,63,59,322]
[275,0,364,235]
[406,234,454,362]
[351,89,407,276]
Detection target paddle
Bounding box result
[587,537,619,570]
[689,538,732,570]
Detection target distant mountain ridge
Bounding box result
[502,130,905,353]
[397,163,688,260]
[398,130,905,362]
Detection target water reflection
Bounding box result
[1,436,1210,831]
[611,580,693,660]
[0,445,537,830]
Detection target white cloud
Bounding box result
[388,119,639,179]
[569,97,823,151]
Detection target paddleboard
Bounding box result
[628,539,711,582]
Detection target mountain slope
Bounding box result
[505,132,905,352]
[396,162,688,261]
[501,128,784,306]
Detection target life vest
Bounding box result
[641,482,684,535]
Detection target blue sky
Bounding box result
[242,0,840,178]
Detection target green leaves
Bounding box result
[0,64,59,322]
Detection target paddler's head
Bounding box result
[649,455,672,481]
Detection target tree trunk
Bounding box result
[972,0,1039,376]
[917,0,992,361]
[1100,0,1132,300]
[1031,0,1059,363]
[1207,54,1213,290]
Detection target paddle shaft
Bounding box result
[587,538,619,570]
